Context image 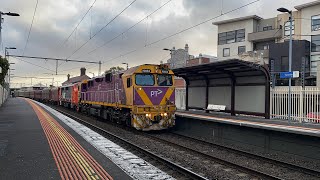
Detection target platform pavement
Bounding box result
[0,98,131,180]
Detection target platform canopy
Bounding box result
[173,59,270,118]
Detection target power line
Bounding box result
[56,0,98,50]
[85,0,173,55]
[23,0,39,55]
[65,0,137,60]
[101,0,261,65]
[12,56,56,72]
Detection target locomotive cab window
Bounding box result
[127,78,131,88]
[135,74,154,86]
[105,73,112,82]
[157,74,173,86]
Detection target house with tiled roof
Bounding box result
[62,67,90,86]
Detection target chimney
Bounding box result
[199,53,202,64]
[185,44,189,52]
[80,67,86,76]
[67,74,70,81]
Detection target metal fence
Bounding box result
[271,86,320,123]
[0,85,9,107]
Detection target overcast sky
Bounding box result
[0,0,315,87]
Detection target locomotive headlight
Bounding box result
[164,113,168,116]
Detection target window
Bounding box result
[223,48,230,57]
[312,15,320,31]
[238,46,246,54]
[236,29,245,42]
[226,31,236,43]
[284,20,295,36]
[127,78,131,88]
[281,56,288,71]
[105,73,112,82]
[311,35,320,52]
[263,26,272,31]
[135,74,154,86]
[218,29,245,45]
[218,32,227,45]
[157,75,173,86]
[95,78,103,82]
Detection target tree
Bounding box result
[0,56,9,86]
[104,66,125,74]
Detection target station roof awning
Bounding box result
[173,59,269,79]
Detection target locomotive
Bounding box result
[16,64,176,131]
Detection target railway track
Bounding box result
[52,106,208,180]
[165,132,320,178]
[48,104,297,180]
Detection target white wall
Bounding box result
[217,19,255,60]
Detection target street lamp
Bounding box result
[0,11,20,50]
[277,7,293,123]
[163,47,176,68]
[122,62,128,70]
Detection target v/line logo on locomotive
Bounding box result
[15,64,176,131]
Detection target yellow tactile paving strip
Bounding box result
[26,99,113,180]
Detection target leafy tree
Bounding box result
[104,66,125,74]
[0,56,10,86]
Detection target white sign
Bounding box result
[0,67,2,74]
[150,89,162,97]
[293,71,299,78]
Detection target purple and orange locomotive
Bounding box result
[16,64,176,131]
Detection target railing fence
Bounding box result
[271,86,320,123]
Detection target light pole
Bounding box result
[163,47,175,68]
[277,7,293,123]
[0,12,20,50]
[5,47,16,90]
[122,62,128,70]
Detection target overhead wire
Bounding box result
[12,56,56,73]
[56,0,97,51]
[39,0,260,75]
[65,0,137,60]
[56,0,98,67]
[52,0,171,74]
[85,0,173,55]
[100,0,261,65]
[23,0,39,55]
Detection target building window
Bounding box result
[238,46,246,54]
[263,26,272,31]
[236,29,245,42]
[311,35,320,52]
[284,20,295,36]
[218,29,245,45]
[223,48,230,57]
[281,56,288,71]
[311,15,320,31]
[218,32,226,45]
[226,31,236,43]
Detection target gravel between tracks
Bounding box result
[51,105,320,180]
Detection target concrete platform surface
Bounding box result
[0,98,131,180]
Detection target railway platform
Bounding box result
[174,110,320,162]
[0,98,173,180]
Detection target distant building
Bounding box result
[166,44,192,69]
[32,83,46,90]
[62,67,90,86]
[212,0,320,84]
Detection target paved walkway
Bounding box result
[0,98,131,180]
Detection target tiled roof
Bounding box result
[62,75,90,85]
